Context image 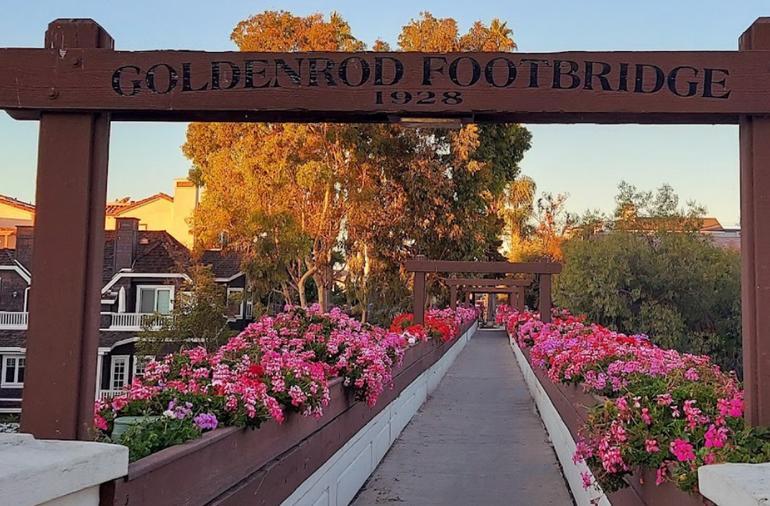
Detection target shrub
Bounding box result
[555,232,742,375]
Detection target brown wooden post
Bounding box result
[20,19,113,439]
[516,286,525,311]
[739,18,770,427]
[413,255,426,324]
[539,274,552,323]
[449,285,457,310]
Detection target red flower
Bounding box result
[248,364,265,377]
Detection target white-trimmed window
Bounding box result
[2,355,25,387]
[110,355,130,391]
[137,286,174,314]
[245,298,254,319]
[227,287,244,320]
[132,355,154,378]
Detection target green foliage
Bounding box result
[137,265,236,356]
[119,417,201,462]
[555,231,742,374]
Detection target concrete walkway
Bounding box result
[352,328,573,506]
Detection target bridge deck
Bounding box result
[352,328,573,506]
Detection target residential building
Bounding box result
[0,217,249,412]
[0,178,199,250]
[0,195,35,249]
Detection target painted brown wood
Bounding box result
[405,259,561,274]
[740,18,770,427]
[539,274,553,323]
[2,45,770,123]
[467,286,527,294]
[445,277,532,286]
[20,19,112,440]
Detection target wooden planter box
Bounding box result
[518,345,712,506]
[99,321,475,506]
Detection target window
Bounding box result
[227,287,244,320]
[245,299,254,319]
[2,355,25,387]
[137,286,174,314]
[132,355,154,378]
[110,355,129,391]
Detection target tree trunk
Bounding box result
[297,264,316,308]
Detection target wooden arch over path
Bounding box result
[444,277,532,312]
[405,256,559,324]
[2,17,770,437]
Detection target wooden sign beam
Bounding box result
[445,278,532,287]
[3,45,770,123]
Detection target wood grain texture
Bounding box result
[405,259,561,274]
[2,48,770,123]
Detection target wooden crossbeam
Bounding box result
[1,46,770,123]
[445,277,532,287]
[405,259,561,274]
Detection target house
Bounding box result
[586,216,742,251]
[0,178,199,249]
[0,195,35,249]
[0,217,250,412]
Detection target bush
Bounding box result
[555,232,742,375]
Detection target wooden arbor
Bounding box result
[445,277,532,311]
[405,256,560,324]
[2,17,770,439]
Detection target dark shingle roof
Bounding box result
[0,330,25,348]
[101,230,191,283]
[0,249,16,266]
[200,250,243,279]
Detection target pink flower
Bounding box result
[641,407,652,425]
[580,471,593,489]
[705,425,729,449]
[684,368,699,381]
[645,439,659,453]
[670,439,695,462]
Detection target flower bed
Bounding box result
[99,308,478,506]
[499,306,770,500]
[96,305,478,462]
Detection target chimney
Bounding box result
[171,178,198,248]
[14,226,34,270]
[114,217,139,271]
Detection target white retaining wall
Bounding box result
[509,337,610,506]
[0,433,128,506]
[282,322,477,506]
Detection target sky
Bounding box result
[2,1,766,227]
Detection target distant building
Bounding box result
[590,216,741,252]
[0,218,249,413]
[0,178,199,249]
[0,195,35,249]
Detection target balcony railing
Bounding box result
[97,389,127,400]
[0,311,28,330]
[105,312,171,331]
